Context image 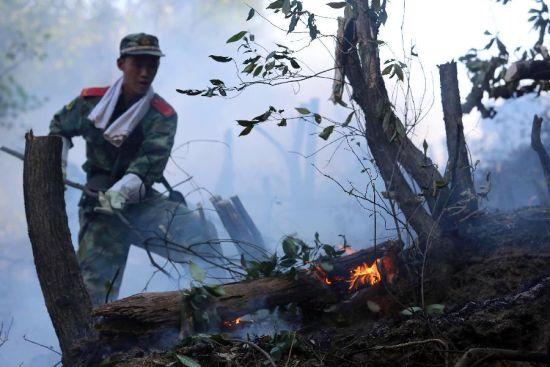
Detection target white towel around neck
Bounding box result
[88,77,154,147]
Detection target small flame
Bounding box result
[324,276,332,285]
[223,317,242,328]
[348,260,382,291]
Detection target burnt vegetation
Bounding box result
[18,0,550,366]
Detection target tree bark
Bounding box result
[338,4,446,238]
[439,62,478,221]
[93,240,403,348]
[23,133,96,366]
[531,114,550,204]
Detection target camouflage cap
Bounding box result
[119,33,165,57]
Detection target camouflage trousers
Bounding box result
[77,193,224,306]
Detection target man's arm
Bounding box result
[49,97,83,140]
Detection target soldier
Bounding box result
[49,33,220,306]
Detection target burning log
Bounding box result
[93,240,404,350]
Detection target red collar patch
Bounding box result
[80,86,109,98]
[151,96,176,117]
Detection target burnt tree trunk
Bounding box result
[439,62,478,221]
[531,114,550,204]
[505,60,550,82]
[23,133,96,366]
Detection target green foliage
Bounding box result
[382,59,407,81]
[176,354,201,367]
[240,233,346,280]
[189,261,207,282]
[460,0,550,117]
[400,304,446,316]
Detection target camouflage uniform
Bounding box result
[49,34,221,306]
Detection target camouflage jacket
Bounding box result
[50,87,177,190]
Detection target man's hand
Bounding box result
[94,190,127,215]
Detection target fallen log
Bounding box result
[93,240,404,349]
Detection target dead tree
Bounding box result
[531,114,550,204]
[23,133,96,366]
[439,62,478,221]
[335,3,477,240]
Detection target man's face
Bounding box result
[117,55,160,96]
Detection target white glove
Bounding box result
[94,173,145,214]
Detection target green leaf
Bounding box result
[319,125,335,140]
[189,261,206,282]
[288,15,299,33]
[246,8,255,21]
[367,300,381,313]
[426,303,445,315]
[210,79,225,86]
[290,58,300,69]
[401,306,422,316]
[227,31,247,43]
[239,125,254,136]
[209,55,233,63]
[394,64,404,81]
[278,118,287,126]
[295,107,310,115]
[176,354,201,367]
[320,262,334,272]
[326,2,347,8]
[496,38,508,55]
[314,113,322,124]
[267,0,284,9]
[282,0,292,15]
[253,65,263,77]
[203,285,226,297]
[176,89,204,96]
[308,14,318,40]
[253,110,272,122]
[343,111,354,127]
[382,64,393,75]
[237,120,254,127]
[243,63,256,74]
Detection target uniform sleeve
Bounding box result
[49,97,84,143]
[125,113,177,187]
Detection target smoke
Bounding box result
[0,0,546,365]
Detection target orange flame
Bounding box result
[348,260,382,291]
[223,317,242,328]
